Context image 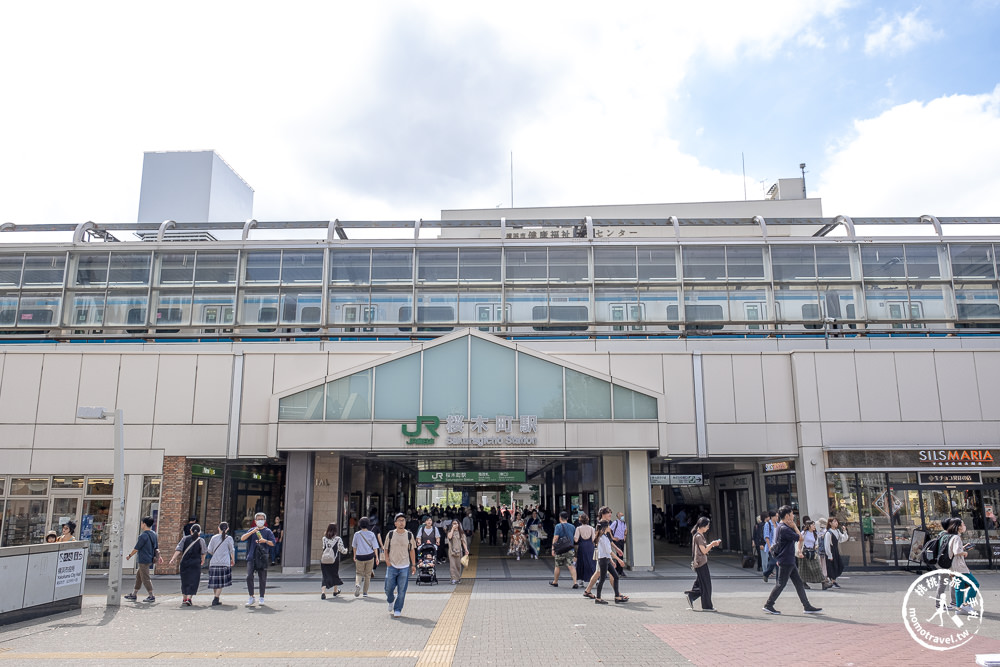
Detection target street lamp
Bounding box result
[77,406,125,607]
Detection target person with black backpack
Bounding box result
[239,512,275,608]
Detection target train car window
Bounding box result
[530,305,589,331]
[666,304,724,330]
[397,305,455,332]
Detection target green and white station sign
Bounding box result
[417,471,527,484]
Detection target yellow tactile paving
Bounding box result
[415,540,477,667]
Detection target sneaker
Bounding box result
[832,582,841,589]
[363,594,368,598]
[212,598,221,606]
[762,574,769,583]
[686,593,696,609]
[245,597,256,607]
[389,603,394,615]
[958,604,974,615]
[258,598,264,605]
[142,596,156,603]
[354,585,361,598]
[804,605,823,614]
[702,607,717,612]
[762,604,781,615]
[123,593,137,601]
[393,610,401,618]
[822,582,832,590]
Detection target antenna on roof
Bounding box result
[742,152,747,201]
[800,162,807,198]
[510,151,514,209]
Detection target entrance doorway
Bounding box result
[47,494,82,536]
[719,488,752,553]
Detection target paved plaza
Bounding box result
[2,543,999,666]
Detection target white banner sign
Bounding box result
[55,548,85,587]
[650,474,704,486]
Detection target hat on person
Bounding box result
[394,512,406,521]
[45,530,58,540]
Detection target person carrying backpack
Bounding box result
[384,513,417,618]
[928,517,957,609]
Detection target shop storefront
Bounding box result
[0,475,162,570]
[762,460,798,511]
[826,449,1000,569]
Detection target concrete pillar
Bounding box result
[122,473,143,573]
[283,451,314,574]
[602,454,626,517]
[798,445,828,520]
[624,450,653,571]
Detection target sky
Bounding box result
[1,1,999,230]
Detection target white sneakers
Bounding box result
[245,596,256,607]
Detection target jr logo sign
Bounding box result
[402,416,441,444]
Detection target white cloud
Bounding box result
[816,85,1000,217]
[864,9,942,56]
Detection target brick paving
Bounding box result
[2,542,1000,665]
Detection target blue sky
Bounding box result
[0,1,997,227]
[672,3,1000,200]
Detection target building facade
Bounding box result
[1,211,999,574]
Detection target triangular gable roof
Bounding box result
[273,328,660,422]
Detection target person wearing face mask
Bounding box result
[240,512,275,607]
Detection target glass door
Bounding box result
[47,494,82,537]
[981,478,1000,568]
[82,498,111,569]
[921,488,989,567]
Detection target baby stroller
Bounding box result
[415,543,439,585]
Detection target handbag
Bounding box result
[554,538,575,555]
[460,554,469,567]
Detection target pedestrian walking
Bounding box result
[446,519,469,583]
[946,519,979,614]
[124,516,163,603]
[320,522,348,598]
[797,519,824,587]
[270,516,283,566]
[525,510,542,559]
[206,522,235,606]
[574,514,596,587]
[823,516,849,589]
[761,510,779,582]
[56,521,77,542]
[762,505,822,616]
[383,513,417,618]
[751,512,766,571]
[816,517,829,582]
[610,512,628,577]
[351,517,380,598]
[500,508,510,545]
[685,516,721,611]
[462,510,474,539]
[592,521,626,604]
[170,523,206,606]
[239,512,275,607]
[487,508,499,546]
[549,511,578,588]
[583,507,626,600]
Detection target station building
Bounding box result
[1,162,999,573]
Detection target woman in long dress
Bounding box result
[320,522,348,598]
[574,514,596,587]
[797,519,824,586]
[823,516,849,589]
[508,512,527,560]
[525,510,542,559]
[170,523,206,606]
[446,520,469,583]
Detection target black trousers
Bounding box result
[765,562,810,608]
[686,563,713,610]
[612,538,626,574]
[246,563,268,597]
[596,557,620,599]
